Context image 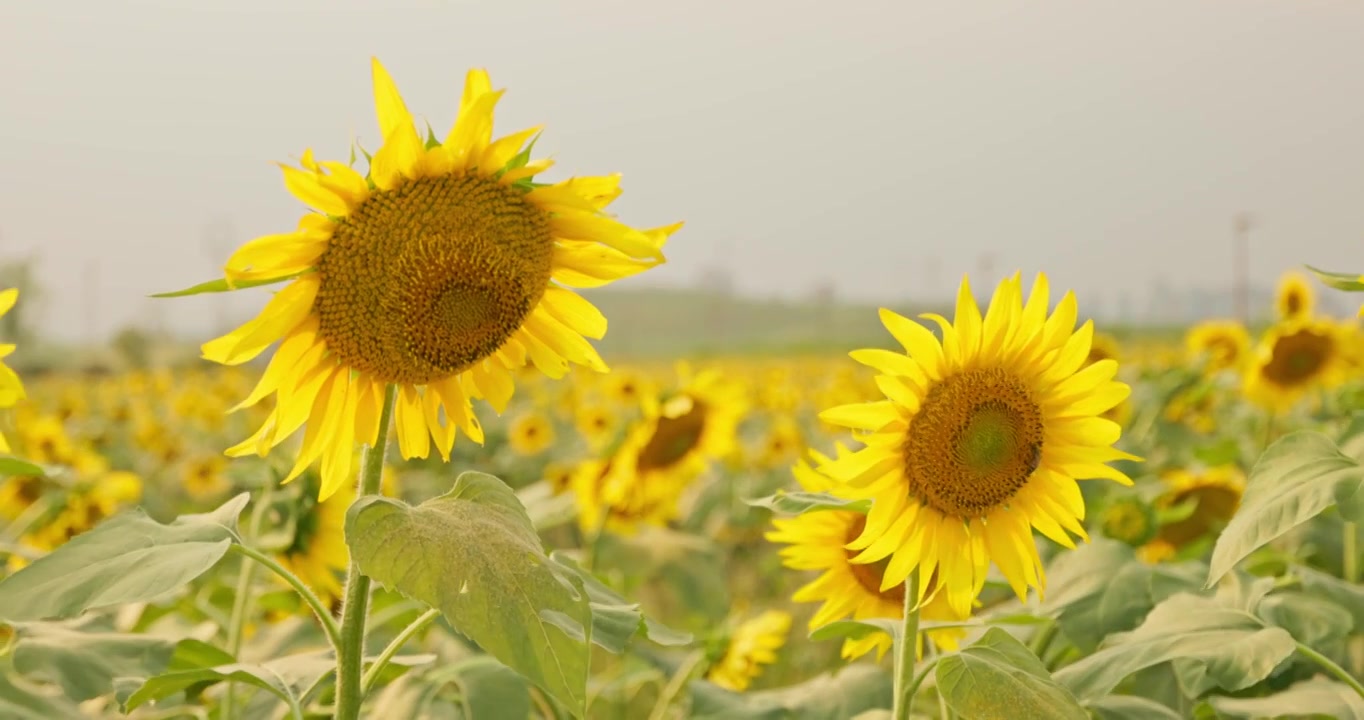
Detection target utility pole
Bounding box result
[1233,213,1253,324]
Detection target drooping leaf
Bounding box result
[1086,695,1183,720]
[0,493,249,621]
[347,471,592,716]
[690,664,891,720]
[1294,564,1364,630]
[1054,592,1297,702]
[935,628,1088,720]
[453,656,533,720]
[1255,591,1354,646]
[10,623,177,702]
[744,491,870,515]
[0,671,84,720]
[1210,677,1364,719]
[123,652,333,713]
[1307,265,1364,292]
[150,273,304,298]
[0,455,45,477]
[549,552,692,651]
[1206,432,1364,587]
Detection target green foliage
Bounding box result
[124,650,333,716]
[1210,677,1364,719]
[745,491,871,515]
[150,273,304,298]
[9,622,177,702]
[0,494,247,621]
[935,628,1087,720]
[0,671,82,720]
[689,664,892,720]
[1206,431,1364,586]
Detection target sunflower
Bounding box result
[819,273,1137,616]
[1138,466,1243,563]
[628,364,747,485]
[183,455,229,500]
[766,448,968,661]
[194,58,679,500]
[1185,319,1250,373]
[1275,270,1315,321]
[507,411,555,456]
[1086,332,1120,367]
[573,403,615,449]
[0,288,22,453]
[569,439,687,536]
[706,610,791,692]
[1243,317,1352,412]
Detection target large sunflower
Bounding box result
[0,288,24,453]
[196,59,679,499]
[819,273,1137,616]
[766,447,968,661]
[1185,319,1250,374]
[1275,270,1315,321]
[1243,317,1352,412]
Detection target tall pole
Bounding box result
[1233,213,1253,324]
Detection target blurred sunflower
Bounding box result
[194,58,678,500]
[706,610,791,692]
[766,448,967,661]
[1086,332,1120,367]
[1138,466,1243,563]
[755,414,804,469]
[183,455,229,500]
[820,273,1137,616]
[507,411,555,456]
[573,404,615,449]
[1243,317,1352,412]
[605,371,649,408]
[1185,319,1250,373]
[0,474,44,522]
[1275,270,1314,321]
[627,365,747,485]
[1098,495,1156,547]
[0,288,23,453]
[278,476,355,608]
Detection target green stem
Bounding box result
[902,656,939,710]
[229,544,341,651]
[335,384,397,720]
[1296,642,1364,698]
[891,567,922,720]
[361,607,441,695]
[647,650,706,720]
[223,486,271,720]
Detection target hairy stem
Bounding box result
[891,567,923,720]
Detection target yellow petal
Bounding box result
[371,57,413,143]
[0,289,17,317]
[539,286,608,339]
[482,125,543,173]
[819,401,901,431]
[279,164,349,216]
[551,210,665,260]
[879,309,944,379]
[551,241,659,288]
[394,385,431,460]
[202,276,319,365]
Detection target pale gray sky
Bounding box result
[4,0,1364,341]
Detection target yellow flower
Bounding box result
[706,610,791,692]
[628,364,747,485]
[18,415,75,466]
[1275,270,1314,321]
[0,288,24,453]
[819,273,1138,616]
[1138,466,1243,562]
[573,403,615,449]
[0,474,44,522]
[183,455,230,500]
[1086,332,1120,367]
[1185,319,1250,373]
[766,448,968,662]
[570,438,686,536]
[508,411,555,456]
[197,58,679,500]
[279,477,352,607]
[755,414,804,469]
[1243,317,1352,412]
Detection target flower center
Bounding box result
[1263,328,1331,385]
[902,367,1044,519]
[1285,292,1302,316]
[637,395,708,472]
[314,172,553,385]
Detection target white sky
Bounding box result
[4,0,1364,340]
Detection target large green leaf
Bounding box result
[0,671,84,720]
[935,627,1088,720]
[1053,592,1296,702]
[347,471,592,716]
[744,491,871,515]
[123,652,333,715]
[10,623,177,701]
[1210,677,1364,719]
[690,664,891,720]
[549,553,692,651]
[1206,432,1364,587]
[0,493,248,621]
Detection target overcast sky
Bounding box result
[4,0,1364,341]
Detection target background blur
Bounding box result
[4,0,1364,359]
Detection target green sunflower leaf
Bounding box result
[1052,592,1297,702]
[935,628,1088,720]
[549,552,693,651]
[1206,431,1364,587]
[744,491,871,515]
[689,664,891,720]
[122,650,333,715]
[0,493,249,622]
[0,672,83,720]
[0,455,45,477]
[10,623,178,702]
[346,471,593,717]
[1086,695,1183,720]
[1209,677,1364,720]
[150,272,304,298]
[1306,265,1364,292]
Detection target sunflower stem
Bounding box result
[228,544,341,651]
[891,567,922,720]
[223,485,271,720]
[1345,521,1359,585]
[361,607,441,695]
[1295,642,1364,699]
[335,383,397,720]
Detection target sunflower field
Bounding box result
[3,60,1364,720]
